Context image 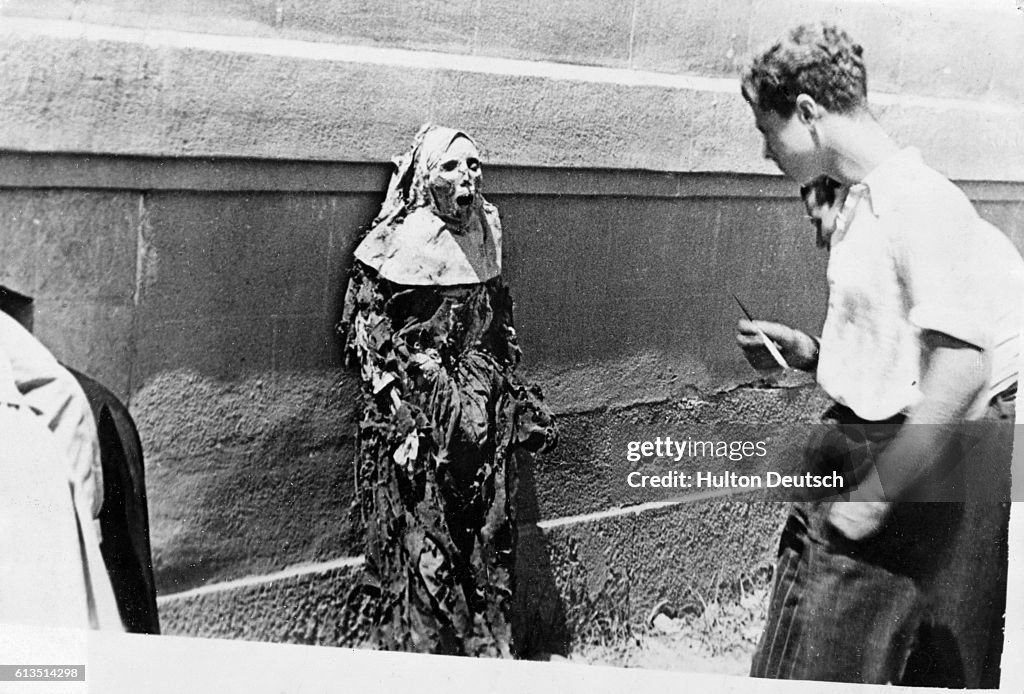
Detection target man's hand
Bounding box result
[827,501,891,541]
[736,319,819,372]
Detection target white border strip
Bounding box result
[0,16,1020,115]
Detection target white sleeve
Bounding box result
[0,312,103,518]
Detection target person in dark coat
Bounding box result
[70,368,160,635]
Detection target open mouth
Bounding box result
[456,193,474,207]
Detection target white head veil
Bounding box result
[353,124,502,286]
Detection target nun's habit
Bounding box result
[341,124,556,657]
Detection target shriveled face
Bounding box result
[801,178,843,248]
[426,136,482,224]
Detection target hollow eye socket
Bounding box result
[466,158,480,172]
[440,159,459,173]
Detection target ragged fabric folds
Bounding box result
[339,124,555,656]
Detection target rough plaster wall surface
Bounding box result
[518,501,787,653]
[158,498,786,655]
[522,384,831,523]
[135,370,360,594]
[131,190,368,384]
[138,363,820,594]
[0,16,1022,179]
[2,0,1021,103]
[157,560,366,645]
[150,378,820,653]
[123,181,835,599]
[0,189,140,395]
[497,194,830,384]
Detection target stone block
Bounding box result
[687,90,775,176]
[428,69,699,171]
[280,0,477,53]
[514,499,787,654]
[746,0,907,97]
[0,27,1020,180]
[272,312,344,371]
[135,370,359,593]
[474,0,633,67]
[520,386,828,523]
[714,196,829,333]
[158,560,366,645]
[132,191,372,381]
[494,192,828,377]
[134,314,278,382]
[0,189,140,303]
[631,0,754,76]
[0,192,41,295]
[894,6,1015,102]
[874,103,1024,182]
[32,298,136,398]
[140,192,341,322]
[988,18,1024,104]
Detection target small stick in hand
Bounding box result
[733,294,790,369]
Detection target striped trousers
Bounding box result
[751,394,1013,687]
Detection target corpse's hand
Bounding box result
[827,501,892,541]
[735,319,819,372]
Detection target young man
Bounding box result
[737,23,1023,686]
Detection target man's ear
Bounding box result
[795,94,821,126]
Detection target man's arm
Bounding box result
[828,331,985,540]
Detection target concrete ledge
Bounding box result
[520,383,832,523]
[6,152,1024,200]
[0,18,1022,180]
[134,370,361,594]
[516,498,785,654]
[157,558,367,645]
[2,1,1020,103]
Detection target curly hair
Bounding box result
[741,23,867,118]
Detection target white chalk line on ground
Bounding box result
[156,489,741,603]
[156,556,365,604]
[535,488,742,530]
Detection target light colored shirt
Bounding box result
[0,311,103,517]
[817,148,1024,421]
[0,343,122,630]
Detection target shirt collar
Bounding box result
[855,147,923,218]
[829,148,921,244]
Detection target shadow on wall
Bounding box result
[144,371,362,595]
[514,448,572,657]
